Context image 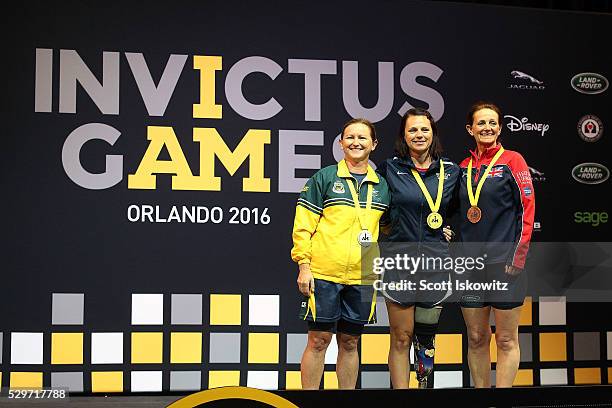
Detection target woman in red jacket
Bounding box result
[458,101,535,388]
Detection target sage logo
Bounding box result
[508,70,545,90]
[574,211,608,227]
[571,73,608,94]
[571,163,609,184]
[577,115,603,142]
[504,115,549,136]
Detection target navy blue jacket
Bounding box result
[377,156,461,257]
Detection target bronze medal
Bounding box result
[467,205,481,223]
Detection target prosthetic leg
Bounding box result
[413,306,442,388]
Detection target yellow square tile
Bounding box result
[0,372,2,388]
[513,369,533,386]
[92,371,123,393]
[607,368,612,384]
[248,333,279,363]
[51,333,84,364]
[574,368,601,385]
[131,332,163,364]
[539,333,566,362]
[490,334,497,363]
[209,371,240,388]
[210,294,241,325]
[519,297,532,326]
[409,371,418,388]
[323,372,338,389]
[10,372,43,389]
[435,334,462,364]
[361,334,389,364]
[285,371,302,390]
[170,332,202,363]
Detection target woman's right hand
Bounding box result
[297,263,315,296]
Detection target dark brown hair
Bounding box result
[341,118,377,142]
[394,108,442,159]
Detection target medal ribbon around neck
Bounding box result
[346,177,373,231]
[411,160,445,229]
[467,146,505,207]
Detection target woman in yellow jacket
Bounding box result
[291,118,390,389]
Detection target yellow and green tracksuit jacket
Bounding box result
[291,159,391,285]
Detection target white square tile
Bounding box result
[132,294,163,325]
[247,371,278,390]
[248,295,279,326]
[131,371,163,392]
[324,334,338,364]
[538,296,566,325]
[434,371,463,388]
[91,333,123,364]
[11,332,43,364]
[540,368,568,385]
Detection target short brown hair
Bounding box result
[466,101,503,126]
[341,118,377,142]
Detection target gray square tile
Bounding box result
[52,293,84,325]
[470,370,495,387]
[361,371,390,389]
[372,298,389,327]
[51,372,83,392]
[0,332,3,364]
[209,333,241,363]
[286,334,307,364]
[573,332,600,361]
[171,294,203,325]
[519,333,532,362]
[170,371,201,391]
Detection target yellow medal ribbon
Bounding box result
[346,175,373,246]
[411,160,445,229]
[467,146,505,208]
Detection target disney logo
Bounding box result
[504,115,549,136]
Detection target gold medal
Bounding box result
[467,206,481,223]
[411,161,445,230]
[427,212,443,229]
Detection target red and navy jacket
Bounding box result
[459,144,535,268]
[377,156,461,257]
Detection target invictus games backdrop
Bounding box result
[1,0,611,393]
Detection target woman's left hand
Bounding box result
[443,226,454,242]
[505,265,523,276]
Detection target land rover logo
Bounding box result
[571,163,609,184]
[577,115,603,142]
[571,73,609,94]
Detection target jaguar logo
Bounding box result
[511,70,543,85]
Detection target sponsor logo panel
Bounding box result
[507,70,545,90]
[571,163,609,185]
[571,72,609,94]
[504,114,550,136]
[577,115,603,142]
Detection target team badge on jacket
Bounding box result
[332,180,345,194]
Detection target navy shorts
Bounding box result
[459,263,527,310]
[299,278,377,325]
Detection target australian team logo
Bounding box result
[508,70,545,90]
[577,115,603,142]
[571,163,610,185]
[332,180,345,194]
[571,73,609,95]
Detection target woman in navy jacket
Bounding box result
[377,108,460,388]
